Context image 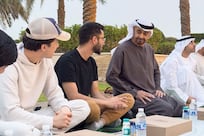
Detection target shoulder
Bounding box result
[0,64,18,81]
[113,41,129,54]
[43,58,54,67]
[160,54,178,68]
[89,56,97,65]
[144,43,154,51]
[61,50,77,60]
[56,49,78,65]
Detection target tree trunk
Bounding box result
[83,0,96,24]
[179,0,191,36]
[58,0,65,29]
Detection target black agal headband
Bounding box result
[136,19,154,30]
[176,36,195,42]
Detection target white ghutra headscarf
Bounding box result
[161,35,195,67]
[173,35,195,54]
[195,39,204,52]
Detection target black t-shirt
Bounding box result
[54,49,98,97]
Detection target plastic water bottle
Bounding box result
[189,99,197,132]
[41,125,52,136]
[182,106,190,119]
[122,118,130,136]
[189,99,197,120]
[136,108,146,136]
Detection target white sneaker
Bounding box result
[86,120,104,130]
[105,119,122,127]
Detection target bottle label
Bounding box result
[189,110,197,116]
[182,106,189,119]
[136,122,146,130]
[123,128,130,135]
[130,121,136,136]
[189,109,197,120]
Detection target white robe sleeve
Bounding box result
[0,65,53,129]
[161,59,189,103]
[43,60,70,111]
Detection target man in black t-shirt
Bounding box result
[55,22,135,130]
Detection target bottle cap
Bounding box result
[138,108,144,112]
[123,118,129,122]
[191,99,195,103]
[183,106,189,109]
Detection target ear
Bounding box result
[91,36,98,44]
[41,44,47,51]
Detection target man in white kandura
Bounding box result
[160,36,204,107]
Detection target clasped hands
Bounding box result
[53,106,72,129]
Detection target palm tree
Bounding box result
[83,0,106,24]
[0,1,27,27]
[179,0,191,36]
[0,0,44,27]
[0,0,37,27]
[58,0,65,28]
[57,0,106,28]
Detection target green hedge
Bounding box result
[57,25,128,52]
[17,25,204,55]
[148,28,165,52]
[191,33,204,43]
[156,37,176,54]
[56,25,167,53]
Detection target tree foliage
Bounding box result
[0,0,37,27]
[148,28,165,51]
[156,39,176,54]
[18,24,176,54]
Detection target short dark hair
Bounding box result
[22,33,55,51]
[0,30,17,67]
[79,22,104,45]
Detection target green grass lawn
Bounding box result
[38,81,112,102]
[98,81,112,91]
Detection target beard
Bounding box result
[133,38,145,46]
[93,43,102,55]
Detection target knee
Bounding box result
[76,99,91,119]
[119,93,135,109]
[160,104,174,116]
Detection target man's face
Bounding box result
[198,47,204,56]
[92,31,105,55]
[0,66,7,73]
[43,39,59,58]
[184,40,195,54]
[131,26,151,46]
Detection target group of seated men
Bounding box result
[0,17,203,135]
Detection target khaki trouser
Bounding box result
[85,93,134,125]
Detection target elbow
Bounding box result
[66,94,78,100]
[106,75,113,85]
[106,75,110,83]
